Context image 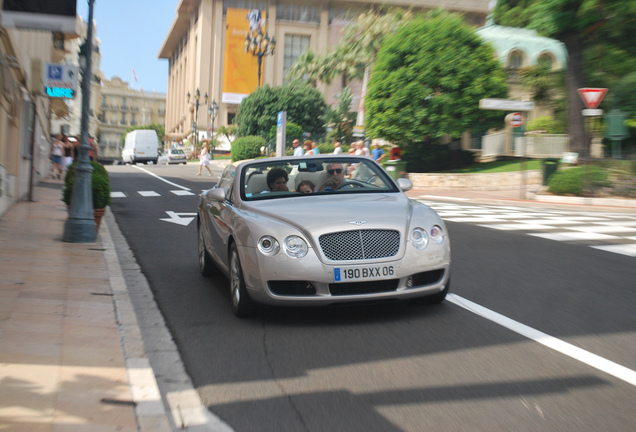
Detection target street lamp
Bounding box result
[64,0,96,242]
[244,30,275,87]
[208,99,219,144]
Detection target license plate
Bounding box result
[334,265,395,282]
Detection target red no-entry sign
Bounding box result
[506,112,525,127]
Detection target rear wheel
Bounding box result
[229,243,254,317]
[198,231,216,278]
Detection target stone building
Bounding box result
[158,0,491,143]
[97,78,166,160]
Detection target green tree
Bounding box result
[236,84,327,139]
[365,11,508,145]
[119,123,165,147]
[494,0,636,157]
[285,50,324,86]
[321,87,356,143]
[607,72,636,120]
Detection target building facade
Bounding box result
[158,0,490,143]
[97,78,166,159]
[0,23,56,217]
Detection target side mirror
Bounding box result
[204,188,226,202]
[396,178,413,192]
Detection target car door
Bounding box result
[203,164,236,273]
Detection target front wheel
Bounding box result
[198,223,217,276]
[229,243,254,317]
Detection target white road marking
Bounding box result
[420,195,470,201]
[171,190,195,196]
[132,165,191,191]
[591,244,636,257]
[568,225,636,234]
[529,232,620,241]
[447,294,636,387]
[160,211,197,226]
[138,191,161,197]
[111,191,126,198]
[479,223,556,231]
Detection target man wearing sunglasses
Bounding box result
[317,162,347,192]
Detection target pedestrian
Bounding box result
[332,141,343,154]
[61,134,74,176]
[88,136,99,161]
[303,140,314,156]
[50,134,64,179]
[389,145,402,161]
[311,141,320,155]
[292,139,304,156]
[197,144,213,176]
[371,142,386,162]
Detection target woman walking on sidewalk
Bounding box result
[197,144,213,176]
[50,134,64,179]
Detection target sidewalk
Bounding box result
[0,181,172,431]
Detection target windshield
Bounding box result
[241,157,398,200]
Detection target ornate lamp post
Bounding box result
[208,100,219,142]
[64,0,96,242]
[244,30,275,87]
[187,89,209,148]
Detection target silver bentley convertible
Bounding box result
[197,155,451,317]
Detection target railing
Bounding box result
[525,134,569,157]
[481,131,506,157]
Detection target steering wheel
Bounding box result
[335,179,365,190]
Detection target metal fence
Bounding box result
[524,134,570,157]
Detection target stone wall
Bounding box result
[407,170,543,190]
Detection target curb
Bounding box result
[103,209,234,431]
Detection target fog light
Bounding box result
[406,277,413,288]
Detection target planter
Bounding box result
[94,208,106,231]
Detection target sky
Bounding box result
[76,0,177,94]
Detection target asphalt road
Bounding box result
[107,163,636,432]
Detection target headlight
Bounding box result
[258,235,280,255]
[283,235,308,258]
[410,227,429,250]
[430,225,445,245]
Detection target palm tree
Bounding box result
[285,50,325,87]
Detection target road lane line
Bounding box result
[447,294,636,387]
[132,165,191,191]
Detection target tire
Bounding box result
[198,222,217,277]
[229,243,254,318]
[132,159,136,165]
[412,277,450,305]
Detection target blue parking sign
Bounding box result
[48,65,63,80]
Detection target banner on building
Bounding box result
[222,8,266,104]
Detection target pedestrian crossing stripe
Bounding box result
[111,190,196,198]
[418,199,636,258]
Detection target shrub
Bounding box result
[402,142,476,172]
[547,165,611,196]
[62,161,112,208]
[231,136,266,161]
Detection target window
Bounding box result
[277,4,319,23]
[538,53,554,70]
[121,112,126,125]
[283,34,310,83]
[509,51,523,69]
[223,0,267,13]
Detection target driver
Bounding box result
[317,163,347,192]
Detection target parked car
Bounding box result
[159,148,187,165]
[197,155,451,317]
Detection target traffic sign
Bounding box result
[480,99,535,111]
[506,112,525,127]
[43,63,78,98]
[577,88,607,109]
[582,109,603,117]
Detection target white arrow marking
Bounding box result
[160,211,197,226]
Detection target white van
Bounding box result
[122,130,159,164]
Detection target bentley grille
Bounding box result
[319,229,400,261]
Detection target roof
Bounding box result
[476,24,568,69]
